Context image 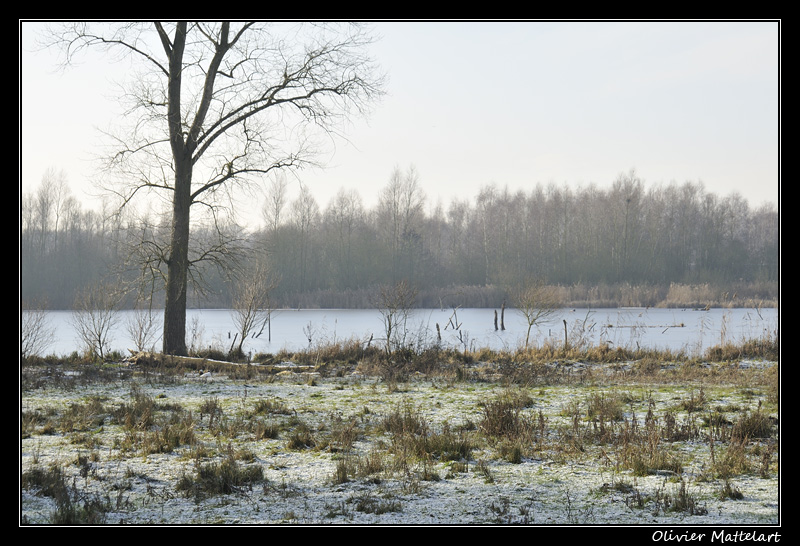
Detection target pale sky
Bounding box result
[19,20,780,228]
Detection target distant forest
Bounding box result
[20,168,779,311]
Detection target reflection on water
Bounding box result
[30,306,778,358]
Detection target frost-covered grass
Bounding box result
[20,358,779,526]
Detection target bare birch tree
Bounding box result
[377,165,425,282]
[262,174,289,233]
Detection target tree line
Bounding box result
[20,166,779,311]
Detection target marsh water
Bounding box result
[31,306,779,358]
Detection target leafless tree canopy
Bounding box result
[43,22,384,213]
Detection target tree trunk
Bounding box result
[162,23,190,356]
[163,163,192,355]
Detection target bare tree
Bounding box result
[324,187,365,288]
[27,169,71,258]
[230,259,279,357]
[41,22,385,355]
[377,165,426,282]
[476,184,497,285]
[261,174,289,233]
[510,277,561,349]
[35,168,72,252]
[290,185,321,294]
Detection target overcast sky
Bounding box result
[20,20,780,228]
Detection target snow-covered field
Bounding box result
[20,361,780,526]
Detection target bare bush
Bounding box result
[21,299,56,359]
[375,280,418,357]
[71,282,124,360]
[510,277,561,349]
[230,259,280,357]
[125,306,161,352]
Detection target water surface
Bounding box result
[29,306,778,358]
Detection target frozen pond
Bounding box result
[27,306,778,358]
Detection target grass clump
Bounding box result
[478,391,536,441]
[250,397,292,416]
[250,417,281,440]
[328,416,361,453]
[176,448,264,500]
[350,491,402,515]
[424,423,473,462]
[110,389,197,455]
[629,449,684,477]
[381,400,429,436]
[656,479,708,516]
[719,480,744,500]
[286,421,317,450]
[331,448,389,485]
[586,391,625,422]
[21,463,113,524]
[676,387,707,413]
[60,398,109,433]
[730,408,775,441]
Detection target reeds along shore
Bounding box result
[22,329,778,388]
[268,281,778,311]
